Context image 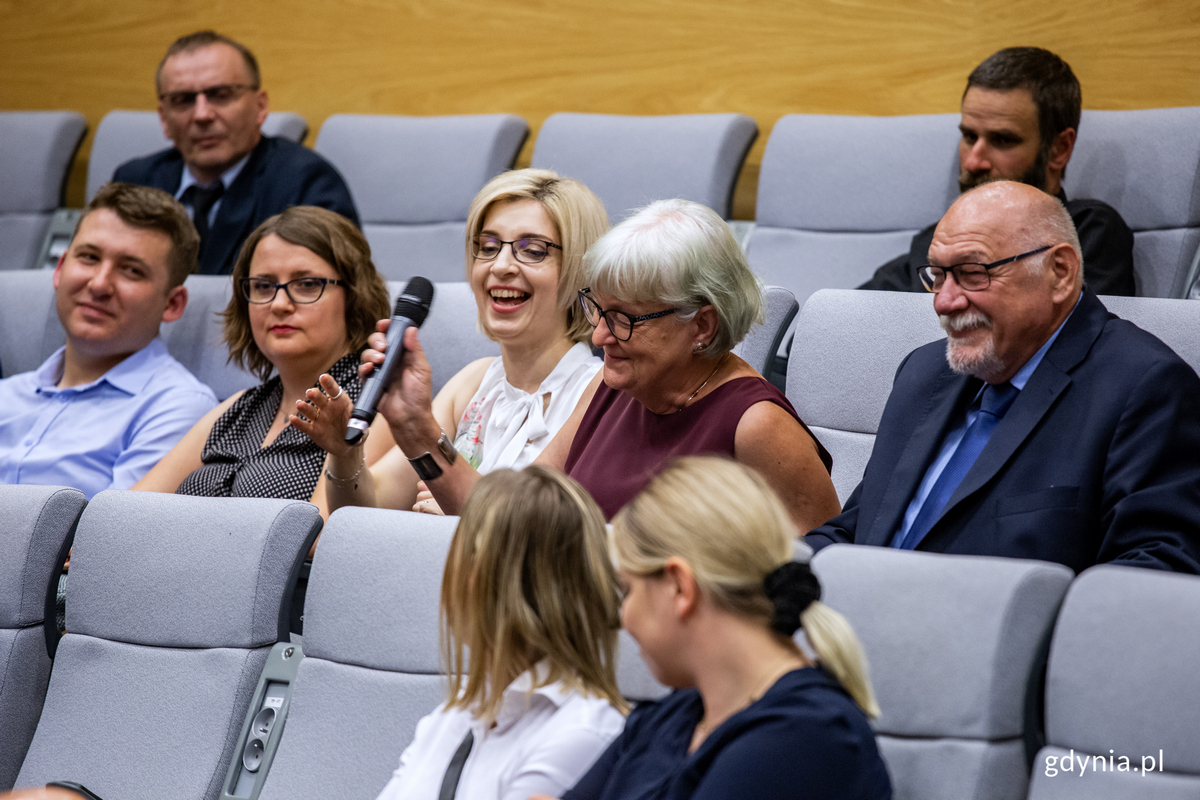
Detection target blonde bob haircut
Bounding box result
[464,169,609,344]
[582,199,764,358]
[611,456,880,717]
[442,466,627,723]
[223,206,391,381]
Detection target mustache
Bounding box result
[939,309,993,333]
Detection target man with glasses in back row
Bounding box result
[807,181,1200,574]
[115,30,358,275]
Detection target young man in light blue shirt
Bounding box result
[0,182,217,498]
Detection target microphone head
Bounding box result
[393,277,435,327]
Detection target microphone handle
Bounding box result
[345,316,414,445]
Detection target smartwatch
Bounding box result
[408,431,457,482]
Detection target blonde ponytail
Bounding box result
[801,601,880,718]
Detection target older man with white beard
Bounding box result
[806,181,1200,574]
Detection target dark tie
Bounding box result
[186,183,224,245]
[896,382,1020,551]
[438,729,474,800]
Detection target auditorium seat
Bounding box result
[253,507,456,800]
[812,544,1073,800]
[315,114,529,282]
[787,289,943,503]
[0,111,88,271]
[388,280,500,395]
[85,110,310,201]
[1064,107,1200,298]
[1099,294,1200,373]
[14,492,321,800]
[747,113,960,310]
[161,275,260,400]
[0,270,64,380]
[1026,566,1200,799]
[530,112,758,221]
[731,285,798,384]
[0,486,86,791]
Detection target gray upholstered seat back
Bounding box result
[315,114,529,282]
[1027,566,1200,799]
[257,508,457,800]
[15,492,320,800]
[388,280,500,396]
[0,485,86,791]
[0,270,63,379]
[85,110,310,202]
[787,289,943,503]
[747,113,960,309]
[1098,294,1200,373]
[731,285,798,378]
[1064,107,1200,298]
[531,112,758,221]
[812,545,1072,800]
[160,275,260,400]
[0,111,87,271]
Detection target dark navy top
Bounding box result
[564,667,891,800]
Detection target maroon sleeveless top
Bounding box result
[564,376,832,519]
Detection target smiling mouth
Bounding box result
[489,288,530,306]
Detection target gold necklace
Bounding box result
[693,654,803,740]
[680,353,728,411]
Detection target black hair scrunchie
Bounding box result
[762,561,821,637]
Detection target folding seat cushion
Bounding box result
[731,286,798,380]
[160,275,260,400]
[315,114,529,282]
[747,113,960,310]
[531,112,758,221]
[14,491,321,800]
[256,508,457,800]
[811,545,1073,800]
[1099,295,1200,373]
[786,289,943,503]
[86,110,311,201]
[1064,107,1200,298]
[0,111,87,271]
[0,485,86,791]
[0,270,63,380]
[388,280,500,396]
[1027,566,1200,799]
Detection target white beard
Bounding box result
[940,310,1005,381]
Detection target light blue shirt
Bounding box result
[0,338,217,499]
[893,299,1080,545]
[175,153,251,229]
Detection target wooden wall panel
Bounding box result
[2,0,1197,217]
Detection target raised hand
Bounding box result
[289,373,357,457]
[358,319,440,456]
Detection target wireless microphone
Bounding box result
[344,277,435,446]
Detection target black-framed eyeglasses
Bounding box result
[471,235,562,265]
[578,288,679,341]
[919,245,1054,292]
[159,83,257,112]
[240,277,346,304]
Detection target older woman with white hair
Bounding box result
[368,199,841,530]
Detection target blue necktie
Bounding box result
[896,382,1019,551]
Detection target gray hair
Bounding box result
[582,199,764,357]
[1019,193,1084,291]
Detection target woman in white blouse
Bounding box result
[375,466,626,800]
[296,169,607,513]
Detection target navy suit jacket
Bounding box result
[114,135,359,275]
[807,290,1200,574]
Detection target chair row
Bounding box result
[4,107,1200,298]
[3,485,1197,799]
[0,270,794,396]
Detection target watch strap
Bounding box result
[408,452,443,482]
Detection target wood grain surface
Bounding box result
[2,0,1197,216]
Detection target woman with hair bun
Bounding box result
[541,456,891,800]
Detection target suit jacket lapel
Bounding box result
[932,290,1109,527]
[864,367,979,545]
[200,137,269,274]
